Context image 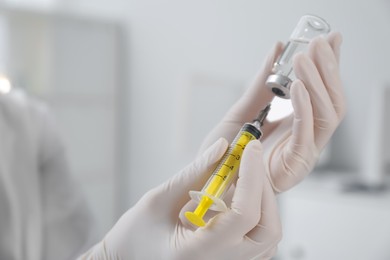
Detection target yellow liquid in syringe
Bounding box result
[185,124,261,227]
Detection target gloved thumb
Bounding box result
[225,42,284,124]
[147,138,228,216]
[199,140,265,238]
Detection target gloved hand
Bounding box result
[78,139,281,260]
[199,32,346,192]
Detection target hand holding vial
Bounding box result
[197,16,345,193]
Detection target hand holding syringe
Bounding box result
[185,104,271,227]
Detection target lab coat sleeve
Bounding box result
[36,102,98,260]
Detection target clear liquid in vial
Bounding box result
[272,38,309,81]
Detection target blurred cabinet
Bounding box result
[277,173,390,260]
[1,8,125,237]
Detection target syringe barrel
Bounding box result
[266,15,330,99]
[185,123,262,226]
[201,123,261,205]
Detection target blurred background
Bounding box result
[0,0,389,259]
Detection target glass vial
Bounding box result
[266,15,330,99]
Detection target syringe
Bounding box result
[185,104,271,227]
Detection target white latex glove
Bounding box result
[200,32,346,192]
[78,139,281,260]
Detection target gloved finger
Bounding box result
[327,31,343,64]
[289,80,315,155]
[197,140,264,241]
[237,176,282,259]
[146,138,229,216]
[244,178,282,245]
[310,35,346,122]
[268,80,316,192]
[293,49,338,150]
[223,42,284,124]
